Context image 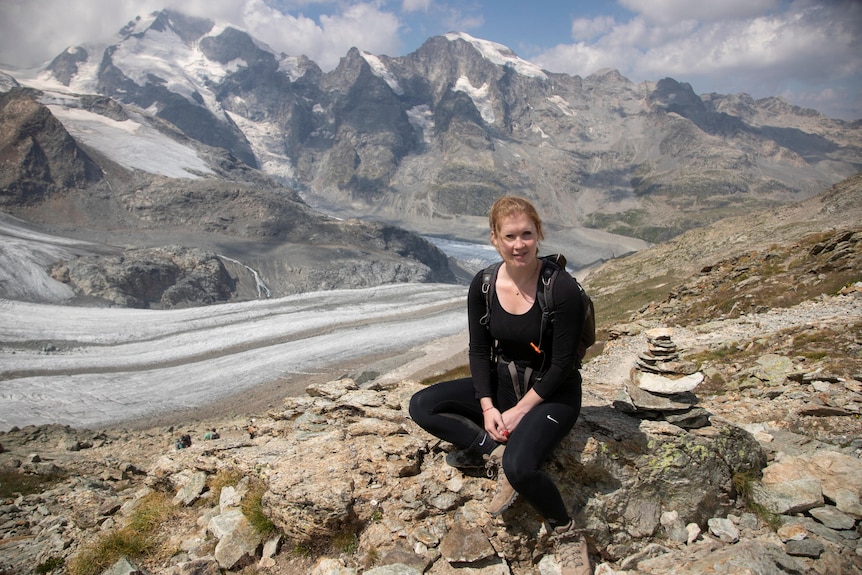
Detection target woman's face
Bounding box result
[491,211,539,268]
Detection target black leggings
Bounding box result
[409,376,581,522]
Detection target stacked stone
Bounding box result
[614,327,711,429]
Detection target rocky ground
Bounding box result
[1,178,861,574]
[1,282,860,575]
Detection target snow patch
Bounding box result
[278,55,308,81]
[406,105,434,143]
[453,76,495,124]
[108,27,239,120]
[445,32,547,80]
[547,95,576,117]
[360,51,403,95]
[226,111,296,183]
[46,104,214,178]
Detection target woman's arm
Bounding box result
[529,271,584,399]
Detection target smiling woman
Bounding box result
[408,195,592,572]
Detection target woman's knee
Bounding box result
[408,388,429,422]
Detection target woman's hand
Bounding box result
[500,406,526,434]
[483,407,509,442]
[500,388,544,436]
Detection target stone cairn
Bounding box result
[613,327,711,428]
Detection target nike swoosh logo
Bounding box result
[547,415,559,424]
[479,433,488,446]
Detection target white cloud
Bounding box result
[536,1,862,119]
[619,0,782,24]
[0,0,402,71]
[571,16,617,41]
[402,0,433,12]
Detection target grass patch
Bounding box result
[67,491,178,575]
[35,556,64,574]
[732,472,782,532]
[589,273,679,327]
[208,468,244,504]
[331,530,358,555]
[421,364,471,386]
[242,479,276,536]
[0,470,66,498]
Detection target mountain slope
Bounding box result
[7,9,855,252]
[0,89,455,306]
[583,171,862,329]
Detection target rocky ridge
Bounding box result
[3,9,860,248]
[0,88,456,306]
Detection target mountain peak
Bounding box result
[443,31,547,80]
[120,9,215,44]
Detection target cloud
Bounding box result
[571,16,617,41]
[402,0,433,12]
[535,0,862,119]
[619,0,782,24]
[238,0,402,67]
[0,0,403,70]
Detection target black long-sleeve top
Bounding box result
[467,260,585,401]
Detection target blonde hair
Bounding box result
[488,196,544,240]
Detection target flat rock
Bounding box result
[634,371,704,394]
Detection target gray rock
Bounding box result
[707,517,739,543]
[809,505,857,530]
[172,471,208,506]
[785,538,825,558]
[439,522,496,564]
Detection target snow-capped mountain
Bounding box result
[25,8,858,247]
[1,7,861,308]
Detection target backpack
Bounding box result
[480,254,596,365]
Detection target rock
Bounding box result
[707,517,739,543]
[747,354,795,386]
[752,450,862,518]
[103,557,150,575]
[439,522,496,564]
[809,505,857,530]
[634,371,704,394]
[634,539,809,574]
[172,471,208,506]
[785,538,825,558]
[207,508,264,569]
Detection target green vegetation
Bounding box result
[208,468,245,505]
[68,491,178,575]
[207,469,275,535]
[733,472,782,531]
[0,470,66,498]
[242,479,276,536]
[35,556,64,574]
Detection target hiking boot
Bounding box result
[445,448,485,469]
[550,520,591,575]
[484,445,517,516]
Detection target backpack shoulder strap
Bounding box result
[536,255,564,350]
[480,262,502,328]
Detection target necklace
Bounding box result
[512,259,540,296]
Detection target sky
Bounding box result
[0,0,860,120]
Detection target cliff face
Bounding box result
[0,90,102,205]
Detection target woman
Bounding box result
[409,196,590,574]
